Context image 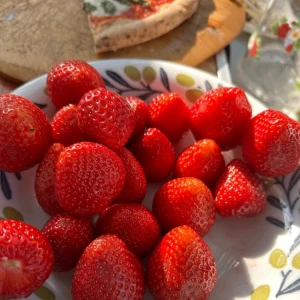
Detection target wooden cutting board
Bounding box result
[0,0,245,83]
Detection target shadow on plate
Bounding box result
[210,255,253,299]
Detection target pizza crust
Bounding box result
[87,0,199,53]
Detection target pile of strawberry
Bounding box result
[0,60,300,300]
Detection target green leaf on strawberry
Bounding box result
[281,16,288,24]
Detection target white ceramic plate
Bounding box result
[2,59,300,300]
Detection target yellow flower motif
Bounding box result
[185,89,204,103]
[176,74,195,87]
[287,28,300,42]
[142,67,156,84]
[251,285,270,300]
[124,66,141,81]
[269,249,287,269]
[292,252,300,269]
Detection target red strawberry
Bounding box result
[242,109,300,177]
[55,142,125,217]
[0,94,52,172]
[126,96,149,138]
[96,204,160,258]
[129,128,175,182]
[190,87,252,150]
[148,93,190,143]
[72,235,145,300]
[152,177,216,236]
[146,225,217,300]
[113,148,147,204]
[42,213,94,272]
[47,60,105,109]
[277,23,291,40]
[214,159,266,217]
[174,139,225,188]
[35,143,65,215]
[52,104,84,146]
[77,88,135,149]
[0,220,54,299]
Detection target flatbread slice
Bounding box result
[83,0,199,53]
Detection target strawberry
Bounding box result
[214,159,267,217]
[0,220,54,299]
[72,234,145,300]
[146,225,217,300]
[242,109,300,177]
[190,87,252,150]
[77,88,135,149]
[47,60,105,109]
[55,142,125,217]
[35,143,65,215]
[148,93,190,143]
[42,213,94,272]
[0,94,52,172]
[129,128,175,182]
[152,177,216,236]
[113,148,147,204]
[126,96,149,138]
[52,104,84,146]
[95,204,160,258]
[174,139,225,188]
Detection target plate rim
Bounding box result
[11,58,267,111]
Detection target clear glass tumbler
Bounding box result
[236,0,300,117]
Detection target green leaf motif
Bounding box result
[292,21,300,28]
[124,66,141,81]
[281,16,288,24]
[34,286,55,300]
[102,1,117,15]
[294,39,300,51]
[295,81,300,91]
[176,74,195,87]
[83,2,97,13]
[142,67,156,84]
[3,207,24,221]
[272,23,279,35]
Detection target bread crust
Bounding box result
[86,0,199,53]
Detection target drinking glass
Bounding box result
[236,0,300,117]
